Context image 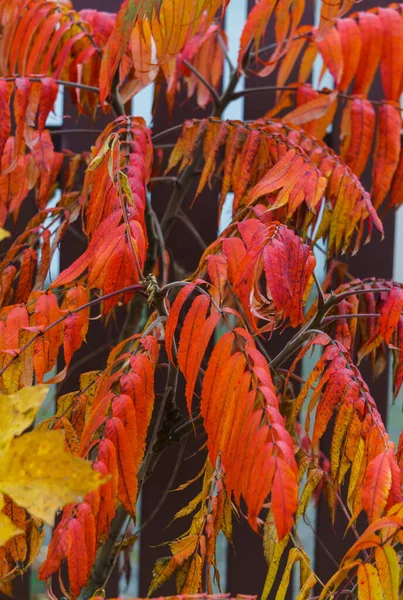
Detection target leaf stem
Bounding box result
[4,76,99,94]
[0,284,146,378]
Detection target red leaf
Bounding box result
[63,313,84,369]
[359,288,403,361]
[14,77,31,155]
[371,102,401,209]
[0,79,11,162]
[76,503,96,581]
[67,518,88,597]
[104,417,138,517]
[93,460,116,541]
[271,457,298,539]
[222,238,246,282]
[124,354,156,468]
[38,78,59,132]
[99,0,140,104]
[112,395,138,465]
[38,519,71,580]
[33,291,62,382]
[379,288,403,345]
[177,294,211,411]
[378,8,403,102]
[165,283,196,364]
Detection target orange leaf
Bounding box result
[315,27,343,86]
[362,451,392,522]
[337,18,361,92]
[353,13,382,96]
[238,0,276,73]
[15,248,37,304]
[285,90,338,126]
[201,331,234,427]
[342,98,375,178]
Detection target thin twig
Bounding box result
[50,128,103,136]
[217,31,234,73]
[182,59,220,110]
[177,211,207,250]
[151,123,184,142]
[335,493,363,546]
[230,84,398,109]
[132,436,187,537]
[322,313,380,325]
[314,272,325,309]
[149,176,181,186]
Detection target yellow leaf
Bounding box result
[148,535,199,596]
[178,552,202,594]
[119,170,134,207]
[172,492,202,521]
[295,572,317,600]
[357,563,383,600]
[263,510,278,564]
[296,468,322,522]
[261,534,289,600]
[0,228,10,242]
[0,430,105,524]
[275,547,312,600]
[0,495,22,547]
[374,546,399,600]
[24,518,45,570]
[0,385,49,452]
[221,493,232,543]
[86,135,113,172]
[347,437,365,512]
[148,557,172,596]
[319,560,362,599]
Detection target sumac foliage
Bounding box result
[0,0,403,599]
